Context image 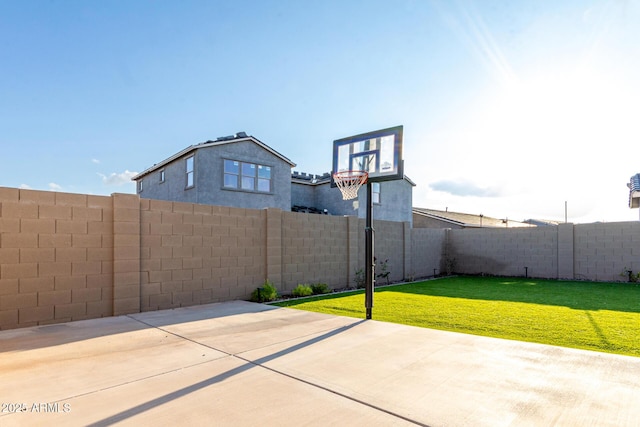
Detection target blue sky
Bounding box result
[1,0,639,223]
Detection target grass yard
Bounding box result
[273,276,640,357]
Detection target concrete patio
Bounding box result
[1,300,639,426]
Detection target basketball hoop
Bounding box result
[333,171,368,200]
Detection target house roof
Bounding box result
[412,207,535,228]
[132,133,296,181]
[522,219,562,227]
[291,171,332,185]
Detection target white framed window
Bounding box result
[224,159,271,192]
[159,169,165,183]
[372,182,380,204]
[137,179,143,193]
[257,165,271,192]
[223,159,239,188]
[186,156,194,188]
[241,162,256,190]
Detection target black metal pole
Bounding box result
[365,182,374,320]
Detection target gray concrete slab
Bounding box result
[1,300,639,426]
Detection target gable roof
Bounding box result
[412,207,534,228]
[132,133,296,181]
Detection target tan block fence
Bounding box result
[0,188,114,329]
[1,187,638,330]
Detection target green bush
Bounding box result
[292,284,313,298]
[311,283,331,294]
[250,280,278,303]
[354,269,365,289]
[376,258,391,285]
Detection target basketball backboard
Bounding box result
[332,125,403,186]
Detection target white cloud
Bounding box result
[92,158,101,164]
[19,184,31,189]
[99,170,138,186]
[48,183,62,191]
[430,179,503,198]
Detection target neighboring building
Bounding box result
[131,133,296,211]
[628,173,640,209]
[292,171,416,224]
[413,208,534,229]
[523,219,561,227]
[132,132,552,228]
[132,132,415,224]
[291,172,332,214]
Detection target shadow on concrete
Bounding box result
[86,319,367,427]
[0,301,277,353]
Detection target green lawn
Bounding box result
[273,276,640,357]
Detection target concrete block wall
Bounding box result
[273,211,411,291]
[113,193,140,315]
[0,187,114,330]
[574,222,640,282]
[346,216,360,288]
[369,219,407,284]
[446,223,640,282]
[557,223,574,279]
[139,200,266,311]
[410,228,446,279]
[449,227,559,278]
[280,211,349,291]
[3,185,640,331]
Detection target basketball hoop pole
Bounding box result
[365,182,375,320]
[332,125,404,320]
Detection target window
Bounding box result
[372,182,380,204]
[159,170,165,183]
[223,160,239,188]
[186,156,194,188]
[241,163,256,190]
[224,159,271,192]
[257,165,271,192]
[137,179,143,193]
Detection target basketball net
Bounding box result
[333,171,368,200]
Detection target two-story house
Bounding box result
[132,133,296,211]
[132,132,415,224]
[292,171,415,224]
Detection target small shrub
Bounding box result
[311,283,331,294]
[292,284,313,298]
[250,280,278,303]
[376,258,391,285]
[621,268,640,283]
[354,269,366,289]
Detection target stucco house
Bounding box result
[131,133,296,211]
[132,132,415,224]
[292,171,415,224]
